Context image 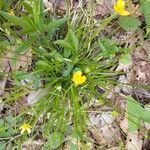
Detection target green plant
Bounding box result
[0,0,149,149]
[127,96,150,131]
[117,0,150,36]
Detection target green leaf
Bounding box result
[126,96,143,131]
[64,48,71,58]
[141,1,150,23]
[98,38,119,57]
[119,53,132,65]
[0,10,35,33]
[69,29,79,51]
[0,141,6,150]
[140,110,150,122]
[126,96,150,132]
[0,0,3,9]
[49,50,64,62]
[14,71,32,80]
[62,65,73,77]
[22,2,33,14]
[0,119,4,127]
[55,40,74,51]
[32,0,42,25]
[14,71,41,87]
[118,16,141,31]
[44,18,67,32]
[35,60,51,71]
[6,116,16,125]
[140,0,150,35]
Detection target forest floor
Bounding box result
[0,0,150,150]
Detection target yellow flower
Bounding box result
[20,123,32,134]
[72,71,86,86]
[114,0,130,16]
[111,110,119,117]
[9,9,15,16]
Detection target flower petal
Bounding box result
[27,128,31,134]
[113,0,130,16]
[114,3,118,12]
[72,71,86,85]
[74,71,82,77]
[21,128,25,134]
[117,0,125,9]
[119,9,130,16]
[81,76,86,83]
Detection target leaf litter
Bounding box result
[0,0,150,149]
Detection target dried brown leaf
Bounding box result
[126,131,143,150]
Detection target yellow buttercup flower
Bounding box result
[111,110,119,117]
[72,71,86,86]
[114,0,130,16]
[20,123,32,134]
[9,9,15,16]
